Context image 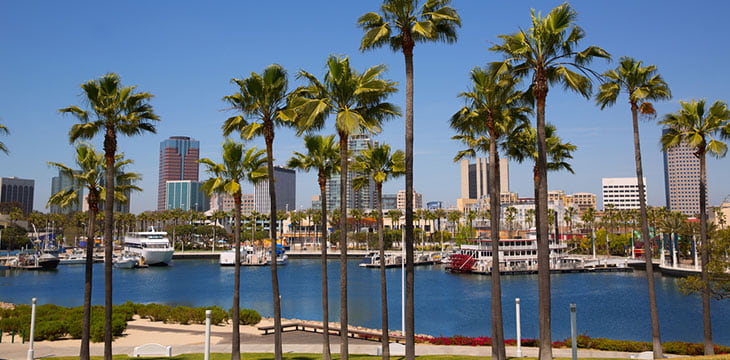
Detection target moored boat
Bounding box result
[59,249,87,265]
[123,228,174,266]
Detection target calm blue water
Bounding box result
[1,259,728,345]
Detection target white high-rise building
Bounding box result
[602,177,646,210]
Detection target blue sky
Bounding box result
[2,1,729,214]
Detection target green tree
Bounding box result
[60,73,159,359]
[0,120,9,154]
[449,66,529,359]
[222,64,293,359]
[358,3,460,356]
[48,144,140,360]
[199,140,267,360]
[581,207,597,258]
[293,55,400,359]
[660,99,730,355]
[490,5,609,358]
[286,134,340,360]
[596,57,671,357]
[352,143,405,358]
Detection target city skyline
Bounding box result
[2,1,730,213]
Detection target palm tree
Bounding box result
[0,120,9,154]
[293,55,399,359]
[490,5,608,358]
[596,57,671,357]
[222,64,293,359]
[358,3,460,356]
[581,207,597,258]
[286,134,340,360]
[351,143,405,358]
[48,144,140,360]
[450,66,531,359]
[199,140,267,360]
[660,99,730,355]
[388,209,403,230]
[60,73,159,359]
[564,207,577,234]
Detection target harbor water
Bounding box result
[1,258,728,345]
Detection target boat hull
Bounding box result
[126,248,173,266]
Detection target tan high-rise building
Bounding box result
[458,157,509,205]
[397,189,422,210]
[571,192,596,214]
[663,129,703,216]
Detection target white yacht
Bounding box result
[123,229,174,266]
[220,246,267,266]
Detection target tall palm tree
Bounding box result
[358,3,461,354]
[222,64,293,359]
[449,66,530,360]
[293,55,400,359]
[286,134,340,360]
[490,5,608,359]
[660,99,730,355]
[200,139,267,360]
[48,144,140,360]
[596,57,671,357]
[0,120,9,154]
[60,73,159,359]
[388,209,403,230]
[351,143,405,359]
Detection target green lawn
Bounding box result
[43,353,637,360]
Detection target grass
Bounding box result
[40,354,652,360]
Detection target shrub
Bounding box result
[198,306,228,325]
[170,306,197,325]
[137,303,171,322]
[238,309,261,325]
[34,320,67,341]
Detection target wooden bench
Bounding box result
[132,343,172,357]
[257,321,405,343]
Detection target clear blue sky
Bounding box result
[2,1,729,214]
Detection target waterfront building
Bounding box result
[663,130,703,215]
[500,192,519,204]
[50,170,83,214]
[0,177,34,214]
[254,166,295,214]
[397,189,422,210]
[602,177,646,210]
[166,180,209,212]
[500,198,566,231]
[158,136,200,211]
[325,133,376,211]
[457,157,510,214]
[570,192,597,215]
[427,201,443,210]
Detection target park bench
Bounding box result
[257,321,405,343]
[132,343,172,357]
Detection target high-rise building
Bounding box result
[381,194,397,210]
[158,136,200,210]
[663,130,703,215]
[459,157,509,200]
[0,177,34,214]
[50,170,83,214]
[165,180,209,212]
[255,166,296,213]
[397,189,422,210]
[209,193,254,214]
[602,177,646,210]
[326,133,377,211]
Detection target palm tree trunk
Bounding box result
[103,130,115,360]
[631,103,663,358]
[488,125,506,360]
[377,184,390,359]
[535,88,552,360]
[402,37,416,360]
[699,150,713,355]
[80,201,97,360]
[338,134,349,359]
[319,176,332,360]
[232,194,242,360]
[264,134,283,360]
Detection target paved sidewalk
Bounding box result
[0,329,661,360]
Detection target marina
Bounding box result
[1,257,728,346]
